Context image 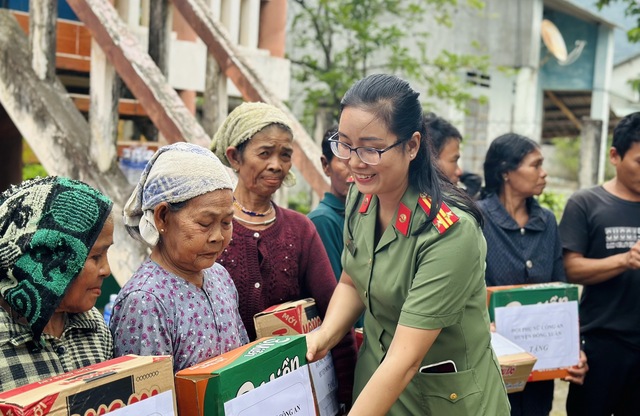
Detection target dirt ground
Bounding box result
[551,379,569,415]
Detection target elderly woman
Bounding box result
[211,102,357,407]
[0,177,114,391]
[112,142,248,372]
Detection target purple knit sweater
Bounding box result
[217,203,356,405]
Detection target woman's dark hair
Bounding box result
[481,133,539,198]
[321,125,339,161]
[340,74,482,230]
[424,112,463,155]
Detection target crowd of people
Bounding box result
[1,73,639,416]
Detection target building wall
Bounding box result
[538,10,598,91]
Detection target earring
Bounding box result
[160,228,165,233]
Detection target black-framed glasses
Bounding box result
[328,134,405,166]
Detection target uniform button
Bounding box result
[254,282,261,288]
[253,232,260,238]
[526,260,533,269]
[520,228,525,235]
[368,258,372,264]
[450,393,458,400]
[379,343,385,352]
[364,290,368,298]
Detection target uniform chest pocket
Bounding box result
[417,368,483,415]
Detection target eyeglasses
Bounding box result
[328,134,405,166]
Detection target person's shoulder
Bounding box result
[476,198,488,210]
[568,185,602,202]
[416,196,479,238]
[475,193,500,212]
[69,307,108,331]
[278,205,316,228]
[307,202,330,221]
[207,262,233,280]
[121,260,164,291]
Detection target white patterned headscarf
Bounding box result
[123,142,233,246]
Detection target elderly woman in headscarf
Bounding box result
[112,142,248,373]
[211,102,357,408]
[0,177,114,391]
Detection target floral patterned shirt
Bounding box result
[110,259,248,372]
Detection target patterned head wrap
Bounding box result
[211,102,296,186]
[0,176,113,344]
[123,142,233,247]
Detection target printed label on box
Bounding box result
[223,366,315,416]
[495,301,579,371]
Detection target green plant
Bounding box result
[537,190,566,221]
[597,1,640,92]
[22,164,48,180]
[551,137,580,181]
[288,190,312,215]
[288,0,489,128]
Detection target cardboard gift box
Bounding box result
[0,355,176,416]
[223,365,316,416]
[487,282,581,381]
[491,332,538,393]
[253,298,322,338]
[175,335,309,416]
[308,354,339,416]
[486,282,580,321]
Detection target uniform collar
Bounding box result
[356,186,421,253]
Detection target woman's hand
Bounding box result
[563,350,588,385]
[305,329,332,363]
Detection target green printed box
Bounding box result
[486,282,580,322]
[175,335,308,416]
[487,282,581,381]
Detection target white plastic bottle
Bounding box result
[103,294,117,326]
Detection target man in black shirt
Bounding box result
[560,112,640,416]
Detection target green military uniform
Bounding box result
[343,185,510,415]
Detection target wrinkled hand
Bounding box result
[564,350,588,385]
[305,330,332,363]
[625,240,640,270]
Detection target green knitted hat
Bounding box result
[0,177,113,344]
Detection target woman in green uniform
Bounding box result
[306,74,510,415]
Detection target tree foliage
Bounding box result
[596,1,640,91]
[597,0,640,43]
[288,0,489,125]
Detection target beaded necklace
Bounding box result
[233,198,274,217]
[233,215,277,226]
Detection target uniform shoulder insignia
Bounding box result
[359,194,373,213]
[417,194,460,234]
[395,202,411,237]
